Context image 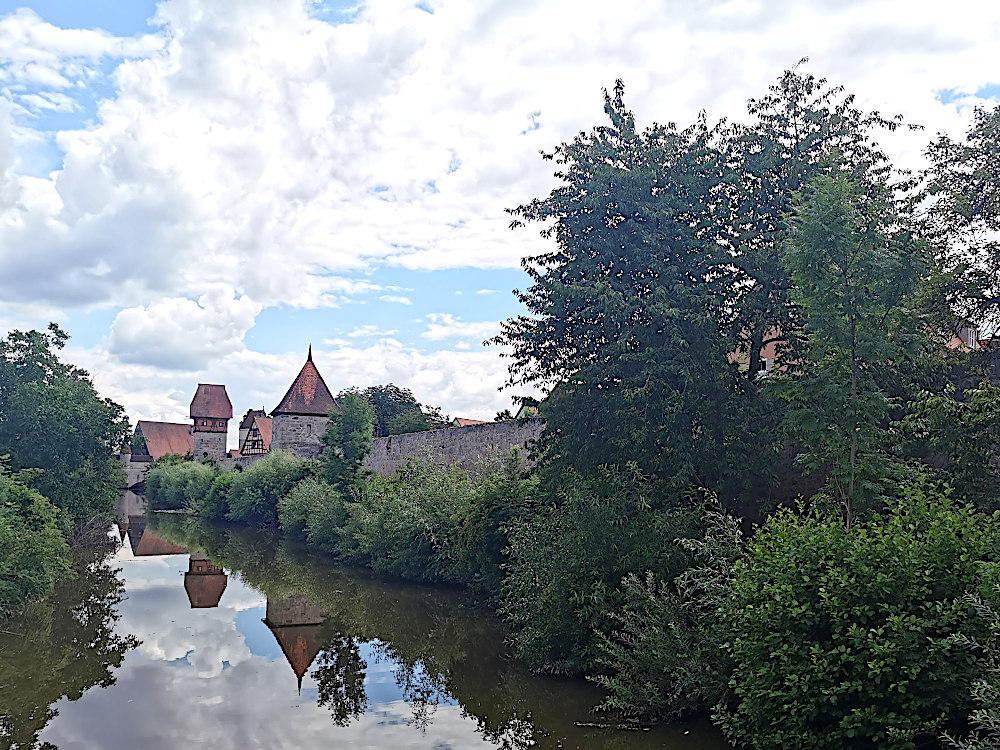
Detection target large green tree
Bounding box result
[337,384,449,437]
[493,81,740,485]
[320,393,375,490]
[923,104,1000,333]
[0,325,128,521]
[717,63,918,385]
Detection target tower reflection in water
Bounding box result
[262,595,330,693]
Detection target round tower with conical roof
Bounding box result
[270,347,339,458]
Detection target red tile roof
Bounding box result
[136,421,193,460]
[134,529,189,557]
[272,348,338,416]
[256,416,273,449]
[190,384,233,419]
[453,418,488,427]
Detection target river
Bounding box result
[0,505,730,750]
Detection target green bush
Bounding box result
[594,505,742,722]
[336,460,477,580]
[718,479,1000,749]
[190,471,235,519]
[145,460,217,511]
[305,487,348,553]
[447,452,534,599]
[0,467,71,613]
[500,466,701,673]
[278,476,331,536]
[226,452,313,526]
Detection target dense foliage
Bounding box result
[0,324,127,521]
[337,384,450,437]
[119,66,1000,749]
[225,451,313,526]
[0,466,71,614]
[719,481,1000,749]
[776,172,930,521]
[501,467,700,673]
[145,458,216,511]
[320,393,375,489]
[0,325,128,613]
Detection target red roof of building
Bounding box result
[256,416,273,448]
[453,418,488,427]
[136,421,194,460]
[190,384,233,419]
[134,529,189,557]
[272,348,338,416]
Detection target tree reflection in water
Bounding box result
[312,628,368,726]
[0,547,139,749]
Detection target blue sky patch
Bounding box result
[235,606,286,661]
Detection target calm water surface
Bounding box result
[0,507,729,750]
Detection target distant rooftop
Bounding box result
[190,384,234,419]
[272,347,338,417]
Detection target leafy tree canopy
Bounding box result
[337,384,449,437]
[321,393,375,490]
[0,324,128,521]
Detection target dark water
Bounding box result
[0,509,729,750]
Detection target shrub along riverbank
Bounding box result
[145,445,1000,748]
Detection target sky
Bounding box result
[1,0,999,442]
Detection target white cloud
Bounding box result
[421,313,499,342]
[378,294,413,305]
[475,289,497,295]
[347,324,396,338]
[108,287,262,370]
[3,0,1000,427]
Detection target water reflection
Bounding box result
[184,553,228,608]
[263,594,329,692]
[2,510,728,750]
[144,513,727,750]
[0,549,138,749]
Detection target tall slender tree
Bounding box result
[776,172,929,523]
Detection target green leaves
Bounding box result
[718,480,1000,749]
[775,172,930,520]
[320,392,375,490]
[0,325,128,521]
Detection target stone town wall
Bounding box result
[120,454,149,488]
[270,414,329,459]
[362,419,544,477]
[216,419,545,477]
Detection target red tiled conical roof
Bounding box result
[271,348,338,416]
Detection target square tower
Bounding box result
[190,384,233,461]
